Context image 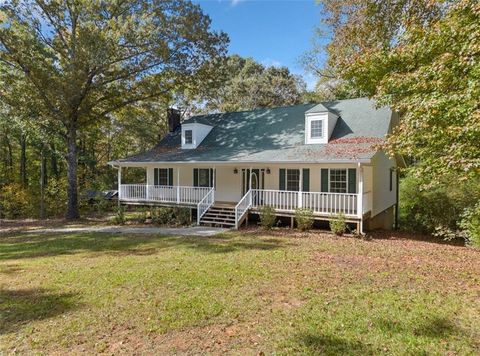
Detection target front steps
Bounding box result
[200,205,236,228]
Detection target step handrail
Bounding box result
[197,187,215,225]
[234,189,252,229]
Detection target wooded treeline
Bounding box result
[0,0,312,219]
[0,0,478,244]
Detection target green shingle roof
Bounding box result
[115,97,393,164]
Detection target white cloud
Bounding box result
[261,58,282,68]
[230,0,244,6]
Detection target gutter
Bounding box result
[107,158,372,167]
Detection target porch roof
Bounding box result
[112,97,392,165]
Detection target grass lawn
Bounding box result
[1,228,479,354]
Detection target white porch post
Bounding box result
[357,162,364,234]
[249,166,253,205]
[177,168,180,204]
[298,168,303,208]
[117,166,122,208]
[213,166,216,201]
[146,167,150,201]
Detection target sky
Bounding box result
[193,0,328,90]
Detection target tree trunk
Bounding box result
[50,143,59,179]
[66,122,80,219]
[20,133,27,187]
[40,150,45,219]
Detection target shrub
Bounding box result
[259,205,276,230]
[460,202,480,248]
[151,207,174,225]
[113,206,125,225]
[400,172,480,238]
[173,207,191,226]
[135,207,148,223]
[44,177,68,217]
[295,208,314,231]
[330,213,347,236]
[0,184,31,219]
[150,207,190,226]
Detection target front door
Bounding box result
[241,169,264,195]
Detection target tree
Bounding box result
[204,55,306,113]
[342,0,479,182]
[302,0,447,99]
[0,0,228,218]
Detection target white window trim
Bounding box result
[322,168,357,193]
[184,129,193,144]
[286,169,300,191]
[310,119,324,139]
[154,168,172,186]
[305,113,327,144]
[329,168,347,193]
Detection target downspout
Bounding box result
[395,168,400,230]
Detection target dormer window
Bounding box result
[304,104,338,144]
[181,122,213,149]
[185,130,193,144]
[310,119,323,139]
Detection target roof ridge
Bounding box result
[188,102,315,120]
[188,97,371,120]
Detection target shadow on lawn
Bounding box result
[0,232,289,260]
[297,333,373,355]
[296,316,461,355]
[0,288,80,335]
[374,315,457,338]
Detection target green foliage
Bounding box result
[460,202,480,249]
[44,178,68,217]
[399,172,480,237]
[0,184,32,219]
[323,0,479,182]
[113,206,125,225]
[295,208,314,231]
[0,0,228,218]
[204,55,306,113]
[329,213,347,236]
[151,207,191,226]
[173,207,191,226]
[259,205,276,230]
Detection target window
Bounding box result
[286,169,300,191]
[185,130,193,144]
[329,169,347,193]
[310,119,323,138]
[154,168,172,186]
[198,168,209,187]
[194,168,214,187]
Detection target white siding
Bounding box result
[181,123,213,149]
[371,151,397,217]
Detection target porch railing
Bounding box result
[197,188,215,224]
[119,184,211,205]
[235,189,252,229]
[250,189,358,216]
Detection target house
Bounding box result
[108,98,404,232]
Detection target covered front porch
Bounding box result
[113,163,373,231]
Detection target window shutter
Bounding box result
[209,168,214,188]
[348,168,356,193]
[168,168,174,186]
[154,168,159,186]
[193,169,198,187]
[321,169,329,192]
[302,169,310,192]
[279,169,286,190]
